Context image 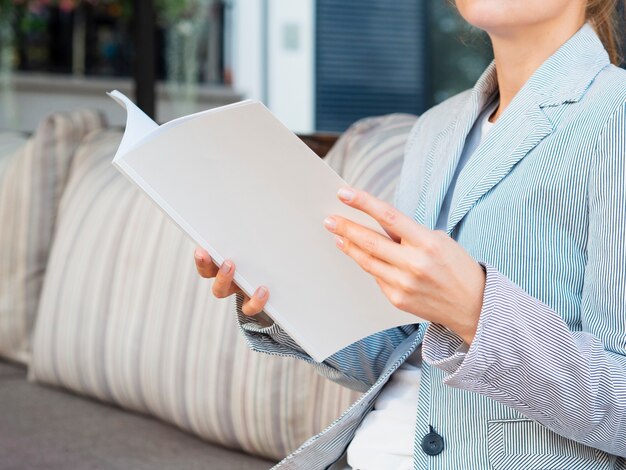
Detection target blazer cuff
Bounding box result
[235,294,305,354]
[422,262,497,381]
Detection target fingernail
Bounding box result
[194,251,204,262]
[323,217,337,232]
[335,236,344,249]
[338,188,355,202]
[220,261,232,274]
[256,287,268,299]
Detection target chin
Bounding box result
[455,0,513,29]
[454,0,573,35]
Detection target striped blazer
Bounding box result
[237,23,626,469]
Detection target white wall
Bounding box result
[232,0,315,133]
[267,0,315,133]
[231,0,266,103]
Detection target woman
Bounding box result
[195,1,626,468]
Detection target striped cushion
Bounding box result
[30,113,417,460]
[324,113,418,203]
[0,131,28,163]
[0,111,104,364]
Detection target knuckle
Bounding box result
[332,217,344,234]
[389,291,407,310]
[361,255,374,274]
[408,257,426,277]
[241,300,253,316]
[213,275,233,298]
[194,251,211,266]
[243,300,260,316]
[434,229,449,240]
[363,235,378,254]
[422,237,441,257]
[343,222,357,240]
[211,283,225,298]
[199,267,215,279]
[398,275,415,293]
[382,207,399,226]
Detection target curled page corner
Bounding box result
[107,90,159,161]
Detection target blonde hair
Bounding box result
[587,0,624,64]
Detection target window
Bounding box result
[0,0,234,130]
[315,0,428,132]
[314,1,493,132]
[0,0,531,133]
[6,0,228,84]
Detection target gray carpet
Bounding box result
[0,361,275,470]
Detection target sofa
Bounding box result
[0,108,417,469]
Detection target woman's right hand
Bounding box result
[194,247,269,316]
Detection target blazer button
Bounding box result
[421,425,445,456]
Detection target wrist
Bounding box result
[449,262,486,345]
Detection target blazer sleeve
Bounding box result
[235,294,418,392]
[421,103,626,458]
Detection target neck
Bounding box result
[488,18,586,121]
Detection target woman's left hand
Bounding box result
[323,186,486,345]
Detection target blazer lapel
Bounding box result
[445,99,554,233]
[416,63,499,229]
[442,23,609,234]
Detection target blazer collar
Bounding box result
[525,23,610,107]
[417,22,610,234]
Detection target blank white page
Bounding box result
[109,91,419,362]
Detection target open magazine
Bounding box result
[108,90,418,362]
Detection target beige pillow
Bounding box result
[0,131,27,163]
[0,111,104,364]
[30,113,417,460]
[324,113,417,201]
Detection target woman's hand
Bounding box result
[194,248,269,316]
[324,187,486,345]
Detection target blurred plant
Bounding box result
[156,0,194,23]
[162,0,208,82]
[4,0,132,33]
[0,0,210,25]
[0,0,222,113]
[160,0,218,116]
[0,0,17,126]
[0,1,17,73]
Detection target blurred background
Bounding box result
[0,0,493,133]
[1,5,625,469]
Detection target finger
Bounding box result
[195,248,218,278]
[335,235,400,286]
[212,260,239,298]
[337,187,429,244]
[241,286,269,316]
[383,227,401,244]
[324,215,406,267]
